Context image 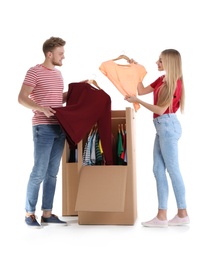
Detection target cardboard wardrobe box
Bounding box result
[62,107,137,225]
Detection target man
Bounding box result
[18,36,68,228]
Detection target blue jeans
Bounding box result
[25,125,65,213]
[153,114,187,210]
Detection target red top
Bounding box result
[150,75,182,118]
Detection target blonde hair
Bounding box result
[157,49,185,113]
[42,37,66,56]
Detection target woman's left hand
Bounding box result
[124,95,138,103]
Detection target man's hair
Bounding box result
[42,36,66,56]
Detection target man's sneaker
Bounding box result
[141,216,168,228]
[168,215,190,226]
[25,214,42,228]
[41,214,67,226]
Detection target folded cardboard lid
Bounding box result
[75,166,127,212]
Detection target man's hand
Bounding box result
[41,106,56,117]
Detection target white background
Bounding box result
[1,0,206,259]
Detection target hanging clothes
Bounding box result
[82,129,103,166]
[90,130,97,165]
[116,124,127,165]
[117,128,124,165]
[82,130,95,166]
[95,132,103,165]
[99,59,147,112]
[53,82,113,165]
[120,124,126,162]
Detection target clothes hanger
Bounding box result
[87,79,101,90]
[112,54,131,62]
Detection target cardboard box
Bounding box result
[62,142,82,216]
[62,108,137,224]
[75,166,127,212]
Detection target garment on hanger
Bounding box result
[82,128,103,165]
[117,126,124,165]
[82,129,95,166]
[53,81,113,165]
[120,124,126,161]
[99,55,147,111]
[95,133,103,165]
[117,124,127,165]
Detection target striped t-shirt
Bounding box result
[23,64,64,125]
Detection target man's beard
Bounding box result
[52,60,62,66]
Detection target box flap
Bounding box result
[75,166,127,212]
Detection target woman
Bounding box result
[125,49,190,227]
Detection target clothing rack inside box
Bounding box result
[62,107,137,225]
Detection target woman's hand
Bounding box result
[127,58,138,64]
[124,95,138,103]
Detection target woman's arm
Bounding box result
[127,58,165,113]
[127,58,154,95]
[137,82,154,95]
[124,95,169,115]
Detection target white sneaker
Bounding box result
[168,215,190,226]
[141,217,168,228]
